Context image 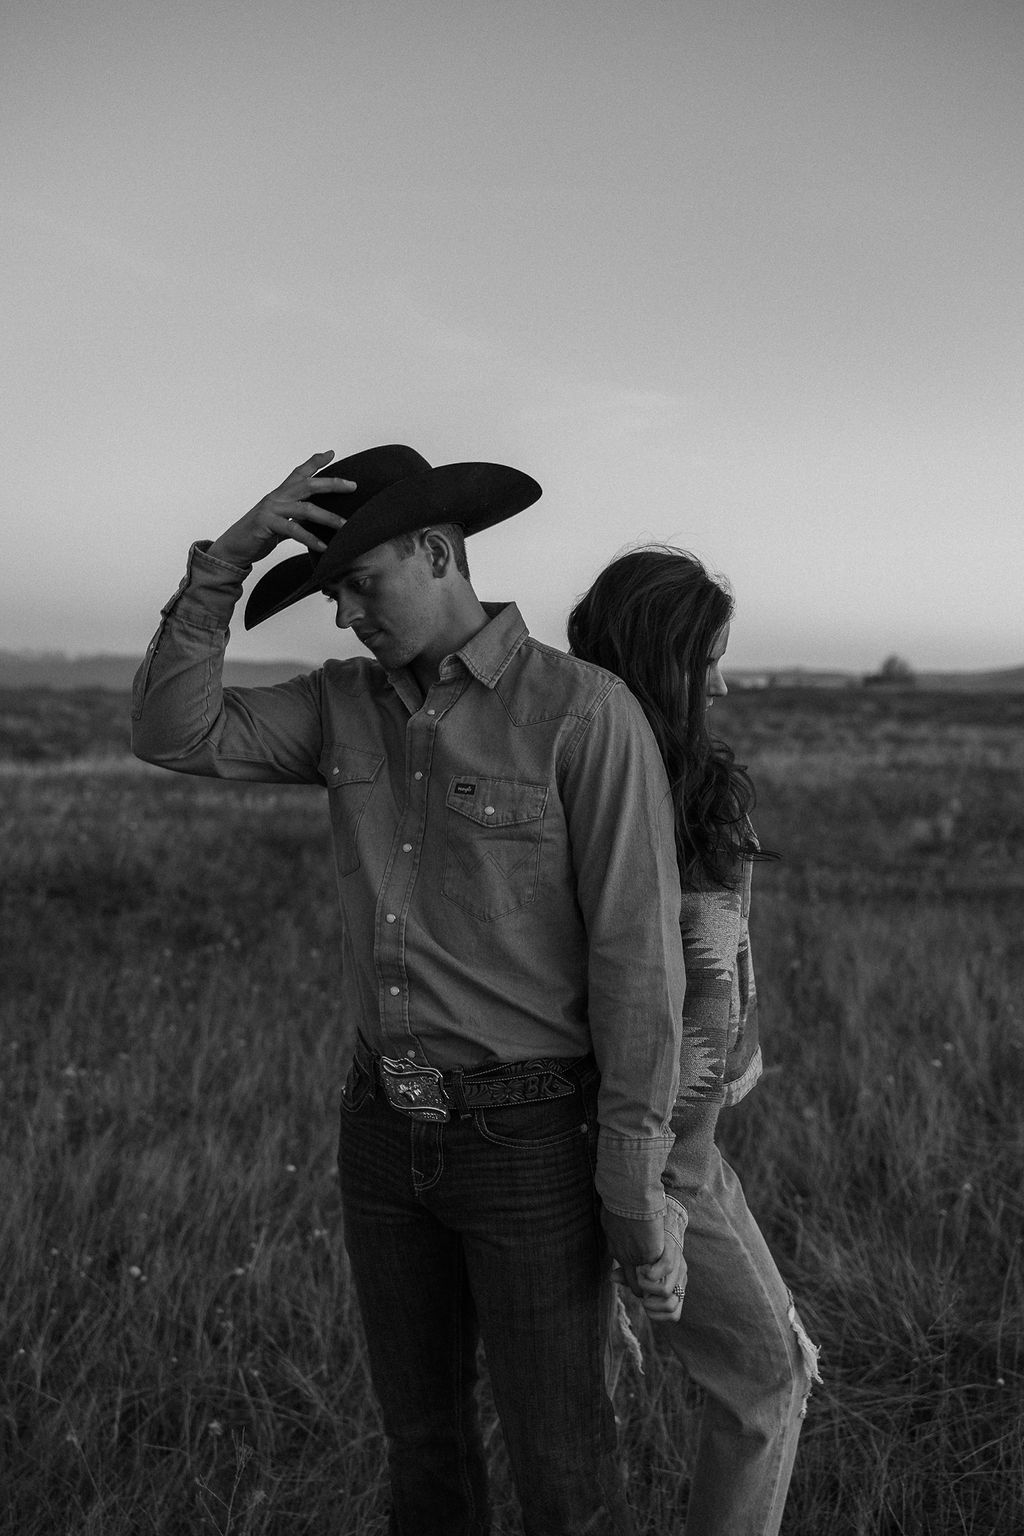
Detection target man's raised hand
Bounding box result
[207,452,357,568]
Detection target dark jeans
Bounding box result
[337,1054,634,1536]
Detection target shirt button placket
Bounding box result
[382,703,436,1052]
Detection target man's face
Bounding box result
[322,538,443,671]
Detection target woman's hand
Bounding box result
[634,1195,688,1323]
[634,1244,686,1323]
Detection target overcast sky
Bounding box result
[4,0,1022,672]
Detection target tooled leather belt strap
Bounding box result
[452,1063,578,1110]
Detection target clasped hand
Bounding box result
[602,1207,687,1324]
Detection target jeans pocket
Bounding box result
[474,1092,588,1149]
[340,1056,374,1115]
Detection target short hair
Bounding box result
[391,523,470,579]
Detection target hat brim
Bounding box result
[244,459,541,629]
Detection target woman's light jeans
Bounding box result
[609,1145,820,1536]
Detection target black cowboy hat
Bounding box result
[244,444,542,629]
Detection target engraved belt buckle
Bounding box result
[378,1056,451,1122]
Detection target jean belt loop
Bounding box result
[447,1066,468,1118]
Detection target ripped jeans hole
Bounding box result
[787,1295,822,1418]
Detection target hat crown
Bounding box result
[309,444,430,515]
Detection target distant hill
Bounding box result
[729,664,1024,692]
[0,651,318,690]
[1,651,1022,693]
[915,665,1024,691]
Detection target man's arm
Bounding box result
[561,680,687,1281]
[131,454,356,780]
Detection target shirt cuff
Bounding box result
[161,541,251,628]
[594,1132,674,1220]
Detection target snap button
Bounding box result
[484,806,495,816]
[386,913,397,923]
[389,986,400,996]
[402,843,412,853]
[331,767,339,776]
[426,709,436,717]
[414,772,423,781]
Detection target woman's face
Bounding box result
[704,622,730,706]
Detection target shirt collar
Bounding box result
[450,602,529,688]
[385,602,529,708]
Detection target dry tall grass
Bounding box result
[1,687,1021,1533]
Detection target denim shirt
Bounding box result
[131,544,688,1220]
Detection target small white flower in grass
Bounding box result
[285,1163,297,1173]
[208,1420,224,1437]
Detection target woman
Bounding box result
[568,547,820,1536]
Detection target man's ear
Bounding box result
[422,528,453,577]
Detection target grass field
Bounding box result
[2,685,1022,1533]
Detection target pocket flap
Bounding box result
[320,744,385,787]
[446,776,548,827]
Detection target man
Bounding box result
[132,445,688,1535]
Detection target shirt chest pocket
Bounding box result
[442,776,548,921]
[321,746,385,876]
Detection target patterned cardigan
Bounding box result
[661,846,762,1206]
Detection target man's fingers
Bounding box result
[636,1251,673,1286]
[641,1293,684,1323]
[278,453,356,498]
[291,450,337,478]
[302,476,358,495]
[284,500,350,527]
[617,1262,643,1299]
[280,519,329,553]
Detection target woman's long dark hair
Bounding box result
[568,546,766,889]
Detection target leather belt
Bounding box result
[360,1046,590,1124]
